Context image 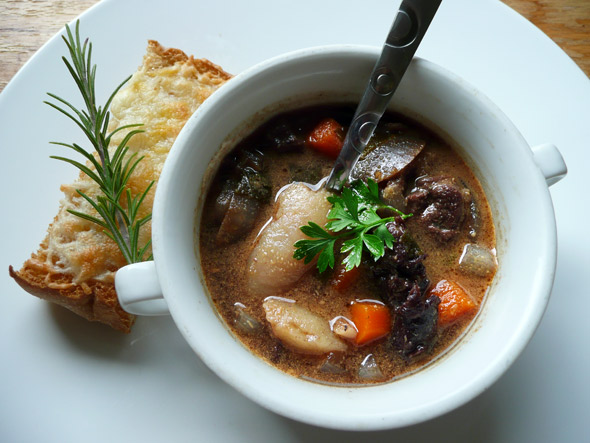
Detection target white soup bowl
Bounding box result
[115,45,566,430]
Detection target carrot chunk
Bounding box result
[307,118,344,158]
[331,265,360,292]
[350,301,391,345]
[431,279,476,327]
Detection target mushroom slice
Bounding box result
[216,195,260,245]
[263,298,347,355]
[351,133,425,183]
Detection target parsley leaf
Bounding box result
[293,222,337,272]
[341,236,363,270]
[293,179,412,272]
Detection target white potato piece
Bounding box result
[263,298,347,355]
[247,183,332,295]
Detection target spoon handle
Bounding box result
[326,0,442,191]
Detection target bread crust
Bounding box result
[9,41,231,333]
[9,265,134,332]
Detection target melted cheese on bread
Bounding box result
[31,41,231,286]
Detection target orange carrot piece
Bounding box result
[307,118,344,158]
[331,265,360,292]
[350,301,391,345]
[431,279,477,328]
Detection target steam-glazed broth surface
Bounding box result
[200,104,496,385]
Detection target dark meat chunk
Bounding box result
[370,218,430,306]
[391,284,440,361]
[385,217,405,241]
[405,176,471,242]
[367,217,439,360]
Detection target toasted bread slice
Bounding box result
[10,41,231,332]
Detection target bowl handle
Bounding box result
[531,143,567,186]
[115,261,170,316]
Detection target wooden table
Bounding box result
[1,0,589,91]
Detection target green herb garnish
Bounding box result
[293,179,411,272]
[45,21,153,264]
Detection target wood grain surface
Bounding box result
[0,0,588,92]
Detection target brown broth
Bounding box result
[199,105,496,385]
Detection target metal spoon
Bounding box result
[325,0,442,191]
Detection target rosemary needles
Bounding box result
[45,21,153,264]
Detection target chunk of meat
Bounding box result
[369,218,430,307]
[351,133,425,183]
[405,176,471,242]
[247,183,332,295]
[367,217,438,360]
[263,298,347,355]
[391,284,440,361]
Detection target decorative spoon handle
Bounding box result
[326,0,442,191]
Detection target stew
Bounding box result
[199,104,497,385]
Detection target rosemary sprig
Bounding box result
[45,21,153,264]
[293,179,412,273]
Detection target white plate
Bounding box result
[1,0,588,441]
